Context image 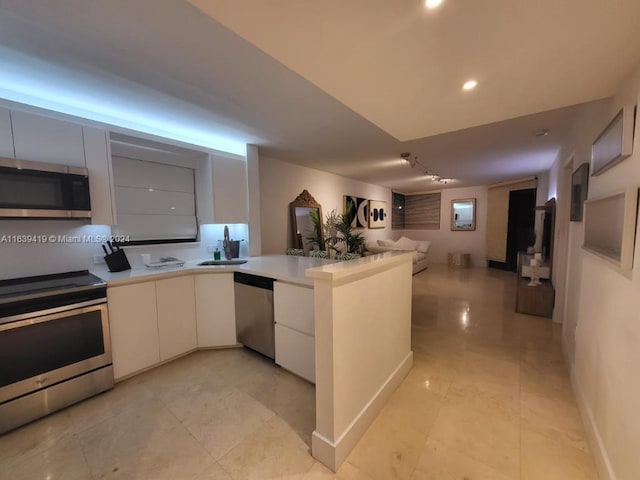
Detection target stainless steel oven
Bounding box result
[0,271,113,434]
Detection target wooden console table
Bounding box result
[516,279,555,317]
[448,252,471,268]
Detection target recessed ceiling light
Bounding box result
[425,0,443,9]
[462,80,478,91]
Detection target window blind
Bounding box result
[111,156,198,242]
[392,192,441,230]
[404,193,441,230]
[392,192,405,230]
[486,178,537,262]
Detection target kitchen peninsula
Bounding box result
[93,251,414,471]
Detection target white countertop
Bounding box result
[305,251,414,284]
[91,254,337,287]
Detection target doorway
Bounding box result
[504,188,537,271]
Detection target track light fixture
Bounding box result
[400,153,453,184]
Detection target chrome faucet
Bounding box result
[223,225,232,260]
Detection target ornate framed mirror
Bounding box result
[451,198,476,231]
[290,190,324,252]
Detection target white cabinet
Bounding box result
[275,324,315,383]
[108,275,198,380]
[156,276,197,361]
[11,110,86,167]
[274,282,315,383]
[107,282,160,380]
[195,274,237,347]
[211,153,249,223]
[83,127,116,225]
[0,107,14,158]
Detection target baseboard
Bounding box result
[312,350,413,471]
[570,368,616,480]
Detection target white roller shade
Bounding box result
[486,177,537,262]
[111,156,197,242]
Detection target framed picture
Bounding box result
[368,200,387,229]
[570,163,589,221]
[591,105,636,176]
[343,195,368,228]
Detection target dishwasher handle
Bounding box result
[233,272,275,290]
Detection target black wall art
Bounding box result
[343,195,369,228]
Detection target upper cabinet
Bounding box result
[0,108,14,158]
[11,110,86,167]
[0,104,250,229]
[83,127,116,225]
[211,153,249,224]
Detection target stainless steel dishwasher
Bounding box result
[234,272,275,359]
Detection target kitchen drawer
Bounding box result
[274,282,314,336]
[275,324,315,383]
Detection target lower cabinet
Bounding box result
[156,276,197,361]
[108,273,236,380]
[107,281,160,380]
[274,282,315,383]
[107,274,314,382]
[195,274,237,347]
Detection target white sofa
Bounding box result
[365,236,431,274]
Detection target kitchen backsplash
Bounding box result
[0,221,249,280]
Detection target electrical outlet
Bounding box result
[206,245,216,253]
[92,255,106,265]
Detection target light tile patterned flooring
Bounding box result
[0,265,599,479]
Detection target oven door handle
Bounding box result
[0,301,107,330]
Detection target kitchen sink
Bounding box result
[198,259,248,266]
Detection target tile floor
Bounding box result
[0,265,599,480]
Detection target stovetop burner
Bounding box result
[0,271,106,305]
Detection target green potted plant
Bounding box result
[305,209,324,250]
[336,202,365,254]
[321,204,365,257]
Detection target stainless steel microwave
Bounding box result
[0,157,91,219]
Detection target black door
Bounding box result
[505,188,536,271]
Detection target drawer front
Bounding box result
[274,324,315,383]
[274,282,314,336]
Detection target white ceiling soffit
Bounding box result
[189,0,640,141]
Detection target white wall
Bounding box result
[0,221,111,279]
[0,221,248,280]
[547,64,640,480]
[397,185,488,267]
[259,155,392,254]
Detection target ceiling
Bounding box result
[189,0,640,141]
[0,1,637,192]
